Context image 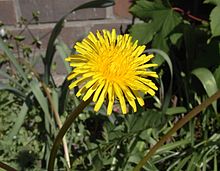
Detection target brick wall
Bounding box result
[0,0,131,45]
[0,0,132,79]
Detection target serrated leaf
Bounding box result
[192,68,218,113]
[129,23,157,45]
[130,0,165,20]
[161,10,182,37]
[210,5,220,37]
[130,0,181,37]
[152,33,169,52]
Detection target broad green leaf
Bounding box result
[210,5,220,37]
[214,65,220,89]
[192,68,218,113]
[161,10,182,37]
[151,34,169,66]
[170,33,183,45]
[204,0,220,5]
[56,41,72,74]
[130,0,181,37]
[130,0,166,20]
[7,102,28,141]
[129,23,156,45]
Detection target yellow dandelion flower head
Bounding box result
[66,29,158,115]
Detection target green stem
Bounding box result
[48,98,92,171]
[0,161,17,171]
[133,90,220,171]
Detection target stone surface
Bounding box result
[18,0,106,23]
[0,0,17,25]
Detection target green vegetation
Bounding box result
[0,0,220,170]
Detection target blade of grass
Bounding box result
[59,77,71,115]
[133,90,220,171]
[0,38,29,84]
[192,67,218,113]
[56,41,72,74]
[145,49,173,114]
[29,79,54,131]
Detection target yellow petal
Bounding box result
[94,81,109,112]
[76,86,87,97]
[146,88,156,96]
[69,76,90,89]
[111,29,117,44]
[87,32,98,43]
[107,83,114,115]
[113,83,127,114]
[123,89,137,112]
[67,72,80,80]
[132,90,145,106]
[138,77,158,90]
[137,64,158,70]
[83,81,99,101]
[93,80,105,102]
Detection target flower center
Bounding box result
[95,45,132,83]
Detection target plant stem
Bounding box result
[48,98,92,171]
[20,59,71,168]
[0,161,17,171]
[133,90,220,171]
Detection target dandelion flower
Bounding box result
[66,29,158,115]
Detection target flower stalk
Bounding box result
[48,97,92,171]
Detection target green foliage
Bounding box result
[130,0,182,50]
[0,0,220,170]
[128,0,220,170]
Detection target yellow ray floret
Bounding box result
[65,29,158,115]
